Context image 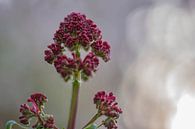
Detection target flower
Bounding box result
[103,118,118,129]
[44,12,110,81]
[53,12,102,51]
[54,54,78,81]
[44,43,63,64]
[81,52,99,77]
[19,93,57,129]
[44,115,56,128]
[48,43,63,55]
[19,104,33,125]
[28,93,48,109]
[91,40,110,62]
[93,91,122,129]
[54,12,102,51]
[44,50,55,64]
[94,91,122,117]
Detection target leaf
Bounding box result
[5,120,17,129]
[5,120,28,129]
[84,124,97,129]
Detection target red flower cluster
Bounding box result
[43,115,56,129]
[81,52,99,77]
[94,91,122,129]
[54,12,101,51]
[54,54,77,81]
[44,12,110,81]
[91,40,110,62]
[19,93,57,129]
[45,43,63,64]
[19,104,34,125]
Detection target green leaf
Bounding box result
[5,120,17,129]
[84,124,97,129]
[5,120,28,129]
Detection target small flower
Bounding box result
[54,54,78,81]
[63,34,76,51]
[19,104,34,116]
[19,104,33,125]
[103,118,118,129]
[81,52,99,77]
[91,40,110,62]
[44,115,56,129]
[44,50,55,64]
[19,93,57,129]
[19,115,30,125]
[28,93,48,107]
[27,93,47,114]
[44,43,63,64]
[48,43,63,55]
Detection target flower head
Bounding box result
[91,40,110,62]
[94,91,122,117]
[80,52,99,80]
[19,93,57,129]
[45,50,55,64]
[93,91,122,129]
[53,12,102,51]
[44,43,63,64]
[54,54,78,81]
[28,93,47,108]
[44,12,110,82]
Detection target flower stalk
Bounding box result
[67,71,81,129]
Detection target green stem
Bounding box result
[67,71,81,129]
[97,117,117,129]
[82,113,101,129]
[97,123,103,128]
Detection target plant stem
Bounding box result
[67,71,80,129]
[97,123,104,128]
[82,112,101,129]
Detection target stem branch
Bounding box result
[82,112,101,129]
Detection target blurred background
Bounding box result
[1,0,195,129]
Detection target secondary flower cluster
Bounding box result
[19,93,57,129]
[44,12,110,81]
[94,91,122,129]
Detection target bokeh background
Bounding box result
[1,0,195,129]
